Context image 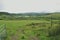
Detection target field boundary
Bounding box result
[0,24,7,40]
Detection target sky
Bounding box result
[0,0,60,13]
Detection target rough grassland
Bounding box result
[0,20,59,40]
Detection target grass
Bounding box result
[0,20,60,40]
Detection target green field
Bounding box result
[0,20,60,40]
[0,12,60,40]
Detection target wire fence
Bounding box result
[41,14,60,40]
[0,24,7,40]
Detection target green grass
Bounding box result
[0,20,60,40]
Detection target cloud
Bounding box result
[1,0,60,13]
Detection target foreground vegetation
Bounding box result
[0,12,60,40]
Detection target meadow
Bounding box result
[0,12,60,40]
[0,19,60,40]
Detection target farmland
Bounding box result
[0,12,60,40]
[0,20,49,40]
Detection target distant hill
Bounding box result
[0,12,60,16]
[0,12,51,16]
[0,12,10,15]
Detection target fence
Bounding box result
[39,14,60,40]
[0,24,7,40]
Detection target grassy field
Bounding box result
[0,19,60,40]
[0,13,60,40]
[0,12,60,40]
[0,20,50,40]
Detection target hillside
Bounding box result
[0,12,60,20]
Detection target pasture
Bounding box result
[0,20,49,40]
[0,19,60,40]
[0,13,60,40]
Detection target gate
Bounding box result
[0,24,7,40]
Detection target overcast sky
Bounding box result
[0,0,60,13]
